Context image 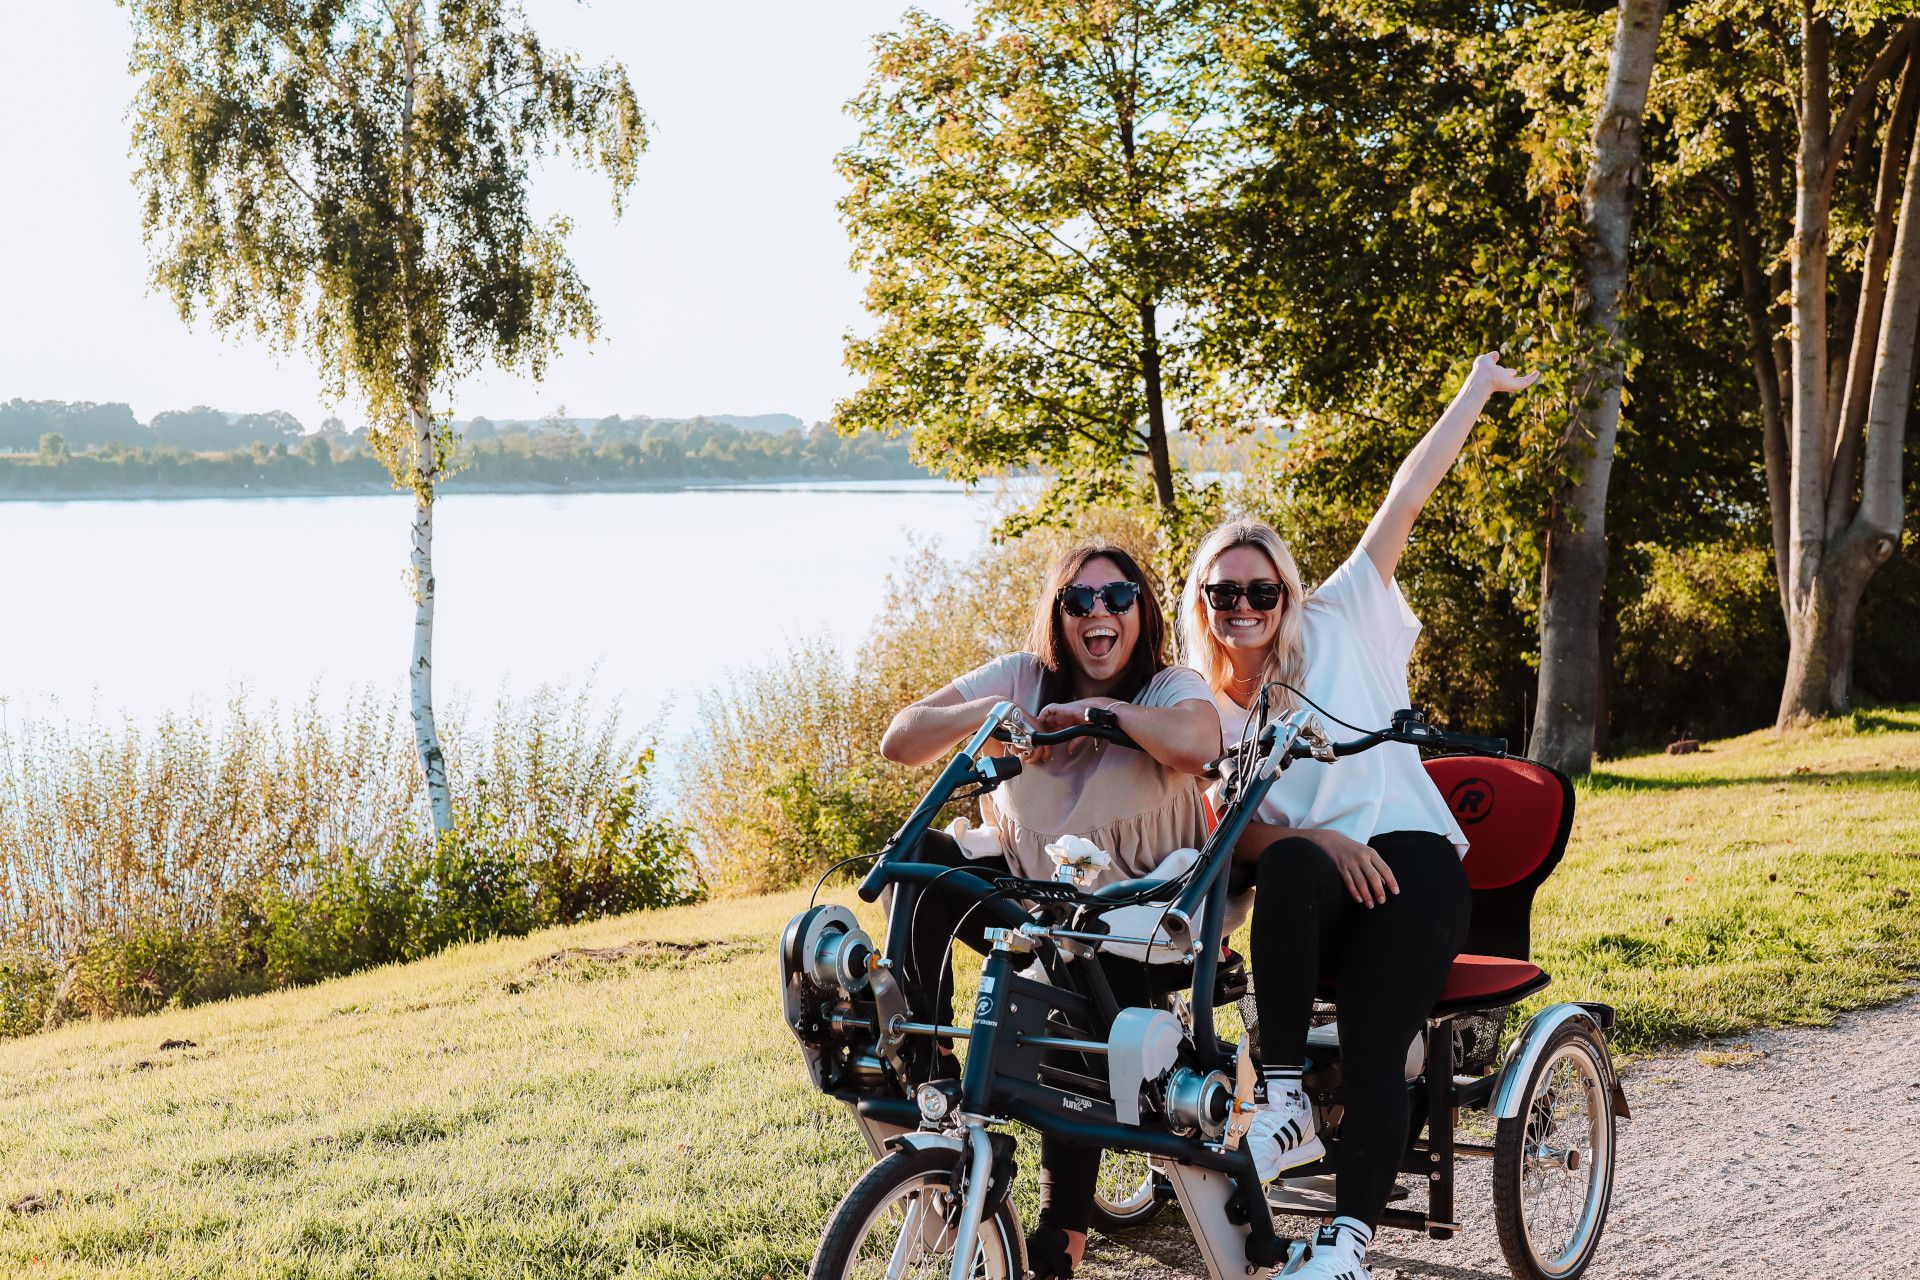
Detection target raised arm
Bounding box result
[1358,351,1538,582]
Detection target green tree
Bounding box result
[1663,7,1920,725]
[36,433,68,464]
[1224,0,1765,750]
[837,0,1263,563]
[126,0,645,833]
[1529,0,1667,774]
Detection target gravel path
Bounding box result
[1078,993,1920,1280]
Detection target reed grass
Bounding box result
[681,511,1156,893]
[0,688,691,1034]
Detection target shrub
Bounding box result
[682,510,1162,893]
[0,688,693,1031]
[1612,540,1785,745]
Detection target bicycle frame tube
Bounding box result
[858,702,1019,903]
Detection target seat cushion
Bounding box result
[1433,953,1549,1012]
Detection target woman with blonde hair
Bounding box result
[1179,352,1537,1280]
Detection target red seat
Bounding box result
[1434,953,1549,1013]
[1426,755,1574,1015]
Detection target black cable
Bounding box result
[932,881,1032,1046]
[807,850,882,911]
[908,857,1003,998]
[1268,679,1374,737]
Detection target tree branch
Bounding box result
[1829,43,1920,531]
[1822,17,1920,195]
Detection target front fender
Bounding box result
[882,1129,965,1156]
[1491,1002,1622,1120]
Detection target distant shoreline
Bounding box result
[0,473,960,504]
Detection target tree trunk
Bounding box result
[1138,300,1177,517]
[1529,0,1666,775]
[1778,16,1918,725]
[409,395,453,836]
[396,10,450,835]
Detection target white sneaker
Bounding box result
[1290,1221,1371,1279]
[1246,1080,1324,1181]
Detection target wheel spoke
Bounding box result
[841,1170,1010,1280]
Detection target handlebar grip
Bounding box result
[1000,721,1142,750]
[1438,731,1508,756]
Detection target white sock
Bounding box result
[1259,1063,1304,1100]
[1330,1216,1372,1252]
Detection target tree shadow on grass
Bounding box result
[1583,767,1920,794]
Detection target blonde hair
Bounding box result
[1178,518,1307,714]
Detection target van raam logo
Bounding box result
[1448,776,1496,825]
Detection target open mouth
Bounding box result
[1084,626,1118,659]
[1226,618,1262,631]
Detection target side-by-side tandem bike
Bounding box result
[779,699,1628,1280]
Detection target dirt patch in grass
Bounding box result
[505,938,752,992]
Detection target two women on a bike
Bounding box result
[880,350,1537,1280]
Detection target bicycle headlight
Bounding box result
[915,1080,959,1123]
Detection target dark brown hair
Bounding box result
[1024,540,1169,707]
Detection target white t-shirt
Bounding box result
[1213,551,1468,857]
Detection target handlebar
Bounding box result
[991,717,1141,753]
[1206,708,1506,778]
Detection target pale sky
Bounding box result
[0,0,972,429]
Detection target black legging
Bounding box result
[887,830,1186,1236]
[1250,830,1470,1227]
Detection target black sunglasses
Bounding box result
[1203,580,1286,612]
[1057,581,1141,617]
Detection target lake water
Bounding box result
[0,482,999,764]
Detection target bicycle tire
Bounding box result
[809,1143,1027,1280]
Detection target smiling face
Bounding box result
[1061,554,1141,695]
[1204,543,1285,661]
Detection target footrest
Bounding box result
[1269,1175,1410,1218]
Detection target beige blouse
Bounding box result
[950,654,1217,884]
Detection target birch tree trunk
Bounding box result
[408,394,453,836]
[1529,0,1666,774]
[396,7,450,836]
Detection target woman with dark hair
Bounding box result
[879,538,1220,1279]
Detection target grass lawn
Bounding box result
[0,709,1915,1278]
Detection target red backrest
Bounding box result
[1422,756,1573,890]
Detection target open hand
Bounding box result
[1310,829,1400,907]
[1467,350,1539,396]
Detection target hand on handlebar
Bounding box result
[1311,829,1400,907]
[1033,699,1121,761]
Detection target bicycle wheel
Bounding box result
[1491,1019,1616,1280]
[809,1143,1026,1280]
[1090,1149,1165,1232]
